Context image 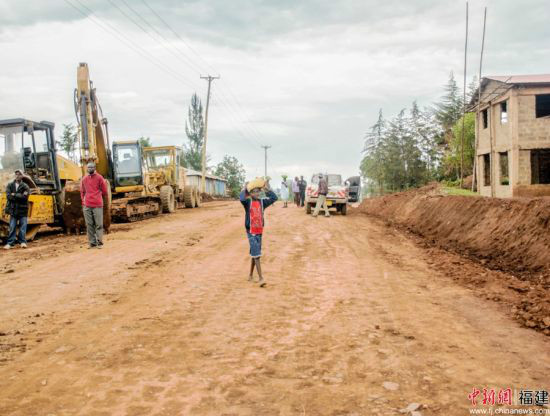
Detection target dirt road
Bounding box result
[1,201,548,415]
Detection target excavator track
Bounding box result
[110,196,161,223]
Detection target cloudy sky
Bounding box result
[1,0,549,185]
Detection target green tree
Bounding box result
[435,72,463,133]
[214,155,246,198]
[443,112,476,180]
[183,93,205,171]
[361,110,386,193]
[139,136,152,148]
[361,108,429,194]
[410,101,442,179]
[57,123,78,162]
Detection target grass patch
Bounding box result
[441,186,479,197]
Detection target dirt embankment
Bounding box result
[354,184,550,333]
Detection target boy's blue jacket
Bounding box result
[239,189,278,232]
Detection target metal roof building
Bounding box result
[185,169,228,197]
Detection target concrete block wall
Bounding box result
[517,150,531,185]
[475,83,550,197]
[517,93,550,146]
[476,109,491,154]
[493,97,512,149]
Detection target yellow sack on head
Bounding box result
[247,177,266,192]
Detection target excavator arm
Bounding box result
[75,62,112,179]
[62,63,112,234]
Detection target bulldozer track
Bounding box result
[111,196,161,223]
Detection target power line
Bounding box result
[138,0,267,143]
[117,0,206,78]
[106,0,264,147]
[140,0,218,75]
[64,0,268,160]
[105,0,203,90]
[64,0,196,91]
[65,0,260,150]
[209,89,262,149]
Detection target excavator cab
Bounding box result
[0,119,61,194]
[112,141,144,191]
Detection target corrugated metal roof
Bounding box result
[185,168,228,182]
[468,74,550,109]
[485,74,550,84]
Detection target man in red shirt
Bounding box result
[80,162,108,249]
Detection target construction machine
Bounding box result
[142,145,201,211]
[63,63,161,232]
[0,119,81,240]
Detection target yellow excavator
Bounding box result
[0,119,81,240]
[62,63,161,232]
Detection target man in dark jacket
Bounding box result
[298,176,307,207]
[240,179,278,287]
[4,169,30,249]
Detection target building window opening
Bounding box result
[483,154,491,186]
[482,109,488,129]
[499,152,509,185]
[500,101,508,124]
[531,149,550,184]
[535,94,550,118]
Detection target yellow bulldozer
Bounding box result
[143,145,201,212]
[0,119,82,240]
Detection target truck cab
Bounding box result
[305,173,349,215]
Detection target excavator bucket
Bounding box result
[62,180,111,234]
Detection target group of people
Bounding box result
[280,176,307,208]
[3,162,107,250]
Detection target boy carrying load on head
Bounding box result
[240,178,278,287]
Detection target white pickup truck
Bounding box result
[305,173,349,215]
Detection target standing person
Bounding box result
[80,162,108,249]
[312,174,330,218]
[292,176,300,206]
[240,178,278,287]
[280,179,289,208]
[3,169,30,249]
[298,175,307,207]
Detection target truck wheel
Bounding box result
[160,185,176,213]
[183,186,195,208]
[340,203,347,215]
[306,203,312,215]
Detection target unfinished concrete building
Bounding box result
[473,75,550,198]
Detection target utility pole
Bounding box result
[261,145,271,178]
[200,74,220,193]
[460,1,469,188]
[472,7,487,192]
